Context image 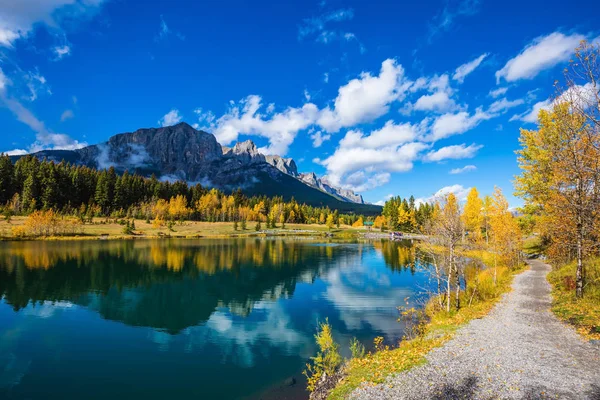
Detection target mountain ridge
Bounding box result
[11,122,377,214]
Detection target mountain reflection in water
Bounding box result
[0,238,429,400]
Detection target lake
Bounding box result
[0,238,431,399]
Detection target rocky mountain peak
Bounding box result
[265,155,298,177]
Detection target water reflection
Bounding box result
[0,238,425,400]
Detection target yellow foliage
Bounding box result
[462,187,483,241]
[352,217,364,228]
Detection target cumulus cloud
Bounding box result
[423,143,482,162]
[158,109,183,127]
[428,108,492,141]
[318,122,429,190]
[453,53,488,83]
[318,59,410,131]
[512,83,594,123]
[449,164,477,174]
[416,184,472,205]
[202,95,319,155]
[310,130,331,148]
[410,74,457,113]
[495,32,585,83]
[197,59,410,156]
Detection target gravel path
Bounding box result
[351,260,600,400]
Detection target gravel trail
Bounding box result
[351,260,600,400]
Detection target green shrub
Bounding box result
[349,337,365,359]
[303,319,342,392]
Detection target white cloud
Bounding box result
[310,130,331,148]
[53,45,71,60]
[449,164,477,174]
[60,109,74,121]
[323,72,329,83]
[434,184,471,201]
[488,97,525,113]
[423,143,482,162]
[0,67,8,92]
[489,87,508,98]
[202,95,319,155]
[319,122,429,191]
[413,91,455,113]
[428,108,492,141]
[158,109,183,127]
[512,83,594,123]
[318,59,410,131]
[0,0,106,47]
[4,149,28,156]
[303,89,311,101]
[496,32,585,83]
[416,184,472,205]
[1,95,86,153]
[452,53,488,83]
[196,59,410,155]
[408,74,457,114]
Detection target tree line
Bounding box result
[515,40,600,298]
[0,154,366,227]
[422,187,521,312]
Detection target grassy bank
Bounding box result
[327,249,525,400]
[0,216,369,241]
[547,257,600,341]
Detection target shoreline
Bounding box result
[0,216,428,243]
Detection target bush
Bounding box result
[303,319,342,392]
[349,337,365,359]
[255,221,262,232]
[548,257,600,340]
[15,210,83,237]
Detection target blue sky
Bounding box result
[0,0,598,207]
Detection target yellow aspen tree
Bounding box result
[462,187,483,242]
[516,102,600,298]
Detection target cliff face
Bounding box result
[21,122,366,205]
[299,173,365,204]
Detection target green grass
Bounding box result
[522,235,547,256]
[0,216,369,241]
[547,257,600,341]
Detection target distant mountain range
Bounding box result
[12,122,380,215]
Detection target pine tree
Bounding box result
[0,154,14,205]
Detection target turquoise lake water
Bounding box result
[0,238,430,399]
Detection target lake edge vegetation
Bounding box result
[307,187,524,399]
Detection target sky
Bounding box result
[0,0,598,207]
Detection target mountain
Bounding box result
[12,122,380,215]
[299,172,364,204]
